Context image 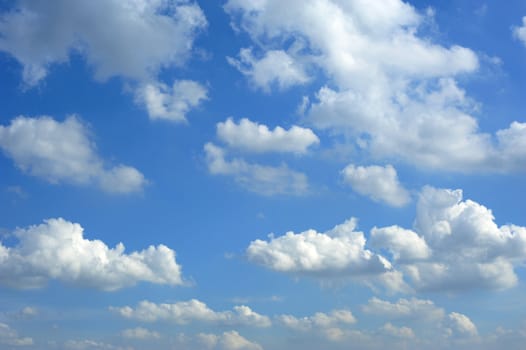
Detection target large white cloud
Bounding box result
[204,143,308,196]
[111,299,271,328]
[246,218,391,276]
[0,218,184,290]
[513,16,526,47]
[341,164,410,207]
[216,118,319,154]
[0,0,206,86]
[0,116,147,193]
[135,80,208,122]
[224,0,526,173]
[246,185,526,292]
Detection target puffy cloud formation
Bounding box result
[380,323,415,339]
[447,312,478,337]
[0,218,184,290]
[135,80,208,122]
[513,16,526,47]
[246,218,391,276]
[204,143,308,196]
[216,118,319,154]
[121,327,160,340]
[0,116,147,193]
[362,297,445,322]
[111,299,271,327]
[198,331,263,350]
[341,164,410,207]
[247,186,526,292]
[227,48,309,91]
[0,323,33,346]
[0,0,206,86]
[225,0,526,173]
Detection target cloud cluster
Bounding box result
[0,116,147,193]
[277,309,356,341]
[0,218,184,290]
[341,164,410,207]
[196,331,263,350]
[0,0,206,86]
[111,299,271,327]
[225,0,526,173]
[246,186,526,292]
[204,117,317,195]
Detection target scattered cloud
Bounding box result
[0,116,147,193]
[341,164,410,207]
[0,323,33,346]
[64,339,131,350]
[362,297,445,322]
[111,299,271,327]
[216,118,319,154]
[513,16,526,47]
[277,309,356,341]
[195,331,263,350]
[135,80,208,122]
[228,48,309,91]
[121,327,160,340]
[0,0,207,86]
[204,143,308,196]
[0,218,184,290]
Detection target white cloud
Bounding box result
[64,339,130,350]
[513,16,526,47]
[0,116,147,193]
[0,0,206,86]
[380,323,415,339]
[0,323,33,346]
[204,143,308,196]
[216,118,319,154]
[246,218,391,276]
[341,164,410,207]
[447,312,478,337]
[0,218,184,290]
[135,80,208,122]
[111,299,271,328]
[227,48,309,91]
[225,0,526,173]
[277,309,356,332]
[121,327,160,340]
[195,331,263,350]
[370,226,431,262]
[362,297,445,322]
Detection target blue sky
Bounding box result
[1,0,526,349]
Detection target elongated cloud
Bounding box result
[204,143,308,196]
[341,164,410,207]
[0,218,184,290]
[111,299,271,327]
[0,116,147,193]
[217,118,319,154]
[0,0,206,86]
[246,218,391,276]
[513,16,526,47]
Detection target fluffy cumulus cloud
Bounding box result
[204,143,308,196]
[111,299,271,327]
[246,186,526,293]
[513,16,526,47]
[227,48,310,91]
[246,218,391,276]
[192,331,263,350]
[0,323,33,346]
[0,116,147,193]
[135,80,208,122]
[217,118,319,154]
[0,0,207,86]
[362,297,445,322]
[341,164,410,207]
[0,218,184,290]
[224,0,526,173]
